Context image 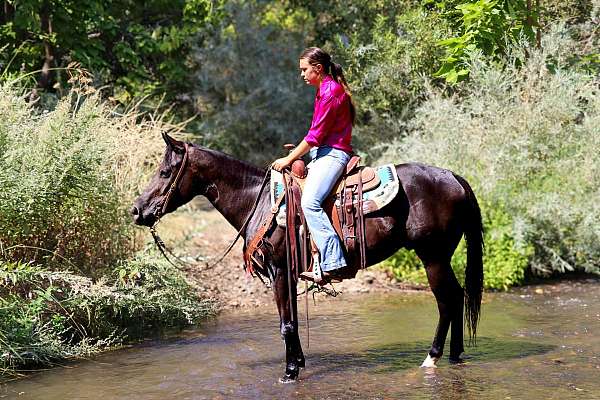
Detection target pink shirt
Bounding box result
[303,75,353,153]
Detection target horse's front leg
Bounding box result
[273,265,304,383]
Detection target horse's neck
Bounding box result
[192,147,265,232]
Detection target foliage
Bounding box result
[0,0,224,108]
[192,0,311,165]
[382,247,426,287]
[0,78,164,276]
[193,0,449,163]
[0,254,216,378]
[542,0,595,23]
[330,7,448,159]
[560,2,600,76]
[431,0,536,83]
[0,78,217,379]
[383,201,532,290]
[379,23,600,277]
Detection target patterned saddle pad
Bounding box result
[270,164,399,227]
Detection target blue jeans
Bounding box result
[302,146,351,271]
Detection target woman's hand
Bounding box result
[272,156,293,172]
[271,140,312,172]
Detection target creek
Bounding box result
[2,280,599,399]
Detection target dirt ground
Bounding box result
[153,199,423,312]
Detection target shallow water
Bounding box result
[2,280,600,399]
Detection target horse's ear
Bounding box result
[162,131,184,154]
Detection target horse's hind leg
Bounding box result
[273,266,304,382]
[419,256,464,367]
[449,273,465,363]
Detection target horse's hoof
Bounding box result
[279,374,298,384]
[450,353,470,364]
[420,354,440,368]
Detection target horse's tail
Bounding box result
[454,174,484,344]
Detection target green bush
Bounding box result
[289,0,448,161]
[0,253,216,378]
[542,0,594,23]
[0,81,164,276]
[192,0,311,166]
[383,201,532,290]
[383,248,426,286]
[432,0,536,83]
[192,1,449,164]
[0,81,216,378]
[331,7,448,160]
[379,20,600,278]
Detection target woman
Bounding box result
[272,47,355,284]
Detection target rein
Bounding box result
[148,141,272,271]
[205,168,271,270]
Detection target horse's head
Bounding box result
[131,132,198,227]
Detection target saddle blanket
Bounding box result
[270,164,399,227]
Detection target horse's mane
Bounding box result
[188,142,267,185]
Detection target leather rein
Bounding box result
[149,142,271,270]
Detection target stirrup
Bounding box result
[299,271,327,285]
[299,270,344,285]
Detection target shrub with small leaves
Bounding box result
[383,201,532,290]
[380,23,600,280]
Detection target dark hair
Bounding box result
[300,47,356,124]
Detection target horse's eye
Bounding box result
[160,169,170,178]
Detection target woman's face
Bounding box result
[299,58,323,87]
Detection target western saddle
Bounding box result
[244,145,377,283]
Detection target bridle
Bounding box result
[154,142,190,221]
[149,142,190,267]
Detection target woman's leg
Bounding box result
[301,150,349,272]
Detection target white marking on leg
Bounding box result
[420,354,439,368]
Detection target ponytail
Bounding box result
[300,47,356,125]
[329,62,356,125]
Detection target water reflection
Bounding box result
[250,337,555,375]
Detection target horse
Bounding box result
[131,132,484,382]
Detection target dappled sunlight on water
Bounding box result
[2,281,600,399]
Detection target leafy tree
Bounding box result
[0,0,224,107]
[192,0,311,165]
[429,0,537,83]
[280,1,448,159]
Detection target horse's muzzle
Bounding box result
[131,205,143,225]
[131,205,155,226]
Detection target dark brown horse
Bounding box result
[131,133,484,382]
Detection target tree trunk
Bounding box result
[39,1,55,89]
[536,0,541,49]
[2,1,14,23]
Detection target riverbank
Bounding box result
[154,203,600,313]
[0,254,217,383]
[0,201,412,383]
